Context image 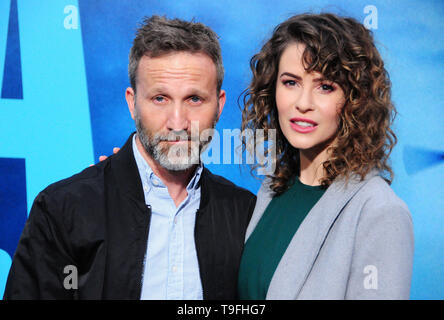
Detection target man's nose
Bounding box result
[166,103,189,132]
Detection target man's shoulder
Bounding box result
[202,168,256,201]
[39,160,110,206]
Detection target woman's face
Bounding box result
[275,43,345,155]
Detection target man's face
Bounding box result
[126,51,225,171]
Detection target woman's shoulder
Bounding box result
[360,175,408,207]
[353,173,412,224]
[258,176,275,196]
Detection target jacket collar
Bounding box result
[247,171,379,299]
[111,132,208,205]
[110,132,146,205]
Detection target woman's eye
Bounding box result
[283,80,296,86]
[320,84,335,92]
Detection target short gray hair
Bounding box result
[129,15,224,93]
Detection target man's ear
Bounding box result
[125,87,136,120]
[216,89,226,122]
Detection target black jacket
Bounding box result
[4,133,256,299]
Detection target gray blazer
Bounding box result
[245,171,414,299]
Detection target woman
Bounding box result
[238,13,414,299]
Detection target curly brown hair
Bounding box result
[241,13,397,195]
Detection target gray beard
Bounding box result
[134,110,215,172]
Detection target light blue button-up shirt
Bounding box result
[132,135,204,300]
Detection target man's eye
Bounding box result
[153,96,165,103]
[189,96,202,103]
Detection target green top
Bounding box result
[237,178,326,300]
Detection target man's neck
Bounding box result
[135,135,196,207]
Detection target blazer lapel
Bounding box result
[266,171,378,299]
[245,178,274,242]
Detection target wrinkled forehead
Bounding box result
[137,52,216,82]
[136,52,218,94]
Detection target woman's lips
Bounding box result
[289,118,318,133]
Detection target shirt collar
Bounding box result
[132,134,203,192]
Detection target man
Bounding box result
[4,16,256,299]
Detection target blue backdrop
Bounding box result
[0,0,443,299]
